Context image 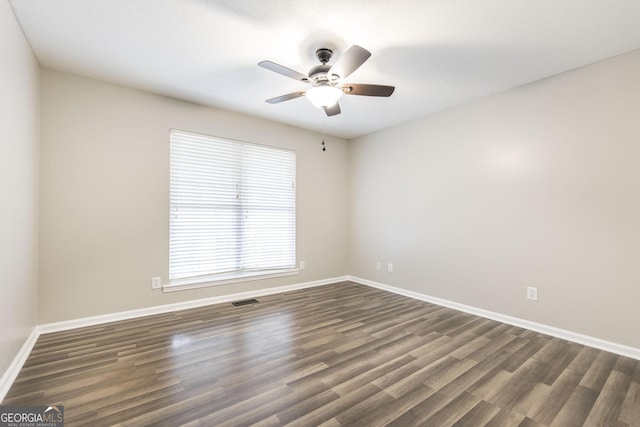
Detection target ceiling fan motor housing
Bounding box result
[308,48,340,85]
[308,64,332,82]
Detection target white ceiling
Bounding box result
[9,0,640,139]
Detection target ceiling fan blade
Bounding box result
[342,84,395,97]
[258,60,308,82]
[265,91,306,104]
[323,103,341,116]
[329,45,371,79]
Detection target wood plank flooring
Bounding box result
[3,281,640,426]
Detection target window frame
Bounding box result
[166,129,298,292]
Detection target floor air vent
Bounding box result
[232,298,259,307]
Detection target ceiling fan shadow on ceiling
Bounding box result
[258,45,395,117]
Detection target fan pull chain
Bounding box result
[321,116,327,152]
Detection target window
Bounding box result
[168,130,296,290]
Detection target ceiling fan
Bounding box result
[258,45,395,116]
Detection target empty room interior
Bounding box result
[2,0,640,425]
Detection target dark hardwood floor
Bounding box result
[3,281,640,426]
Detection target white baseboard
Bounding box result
[0,326,40,402]
[38,275,349,334]
[349,276,640,361]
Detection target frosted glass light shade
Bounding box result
[305,85,343,108]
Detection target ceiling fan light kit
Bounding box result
[306,84,343,108]
[259,45,395,116]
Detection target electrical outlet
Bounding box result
[527,286,538,301]
[388,263,394,273]
[376,261,381,271]
[151,277,162,290]
[299,260,305,270]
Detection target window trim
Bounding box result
[163,268,299,292]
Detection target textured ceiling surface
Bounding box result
[9,0,640,138]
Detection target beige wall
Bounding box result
[0,1,40,374]
[349,49,640,348]
[39,69,349,323]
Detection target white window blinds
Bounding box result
[169,130,296,284]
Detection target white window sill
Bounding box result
[163,268,299,293]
